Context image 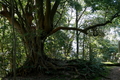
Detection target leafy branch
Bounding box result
[51,12,120,36]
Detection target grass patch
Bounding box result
[102,62,118,64]
[102,62,120,66]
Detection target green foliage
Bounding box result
[84,0,120,12]
[45,30,72,59]
[0,18,27,77]
[97,38,117,62]
[68,0,82,11]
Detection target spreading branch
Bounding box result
[36,0,44,29]
[50,12,120,36]
[45,0,51,19]
[44,0,52,33]
[51,0,60,23]
[54,3,66,28]
[18,0,31,32]
[84,12,120,31]
[14,0,24,27]
[78,7,87,21]
[49,27,87,36]
[0,3,24,34]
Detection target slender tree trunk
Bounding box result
[118,41,120,63]
[11,0,16,79]
[89,37,92,61]
[83,34,85,60]
[76,5,79,59]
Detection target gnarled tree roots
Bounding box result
[5,58,107,79]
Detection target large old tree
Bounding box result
[0,0,120,76]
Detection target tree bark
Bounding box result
[76,4,79,59]
[83,34,85,60]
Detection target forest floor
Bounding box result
[101,66,120,80]
[2,66,120,80]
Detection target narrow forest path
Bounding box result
[101,66,120,80]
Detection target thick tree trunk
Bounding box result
[24,35,47,64]
[4,30,51,76]
[7,38,49,76]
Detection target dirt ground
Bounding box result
[2,67,120,80]
[101,67,120,80]
[2,73,71,80]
